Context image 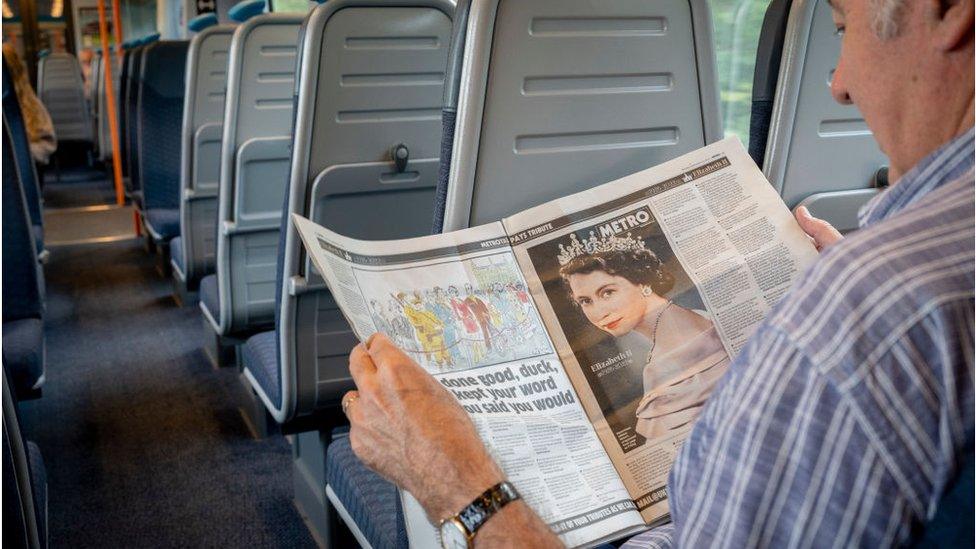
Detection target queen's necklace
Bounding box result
[645,301,674,363]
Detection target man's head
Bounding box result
[828,0,974,180]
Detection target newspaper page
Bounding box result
[503,137,818,523]
[291,217,647,547]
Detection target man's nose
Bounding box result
[829,67,853,105]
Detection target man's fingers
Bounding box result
[349,343,378,387]
[341,390,361,418]
[367,333,420,372]
[795,206,842,250]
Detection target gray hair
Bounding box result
[870,0,905,39]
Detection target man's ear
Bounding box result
[933,0,974,52]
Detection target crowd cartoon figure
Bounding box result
[368,279,551,372]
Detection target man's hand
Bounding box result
[794,205,843,251]
[344,333,504,521]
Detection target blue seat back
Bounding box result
[2,119,42,324]
[264,0,453,422]
[758,0,887,232]
[2,57,44,235]
[137,41,190,211]
[177,24,235,285]
[124,46,146,197]
[212,14,302,335]
[748,0,792,169]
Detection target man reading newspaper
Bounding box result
[339,1,974,547]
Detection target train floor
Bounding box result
[19,170,317,547]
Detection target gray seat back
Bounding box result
[90,52,101,156]
[37,52,94,142]
[440,0,722,232]
[762,0,887,232]
[177,25,235,286]
[266,0,454,422]
[215,14,303,335]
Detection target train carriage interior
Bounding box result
[1,0,972,547]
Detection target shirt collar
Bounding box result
[858,127,975,227]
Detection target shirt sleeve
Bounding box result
[620,524,674,549]
[663,323,916,548]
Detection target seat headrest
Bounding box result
[140,33,161,46]
[37,49,50,58]
[228,0,266,23]
[188,13,219,32]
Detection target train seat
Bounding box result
[3,367,49,549]
[37,52,94,144]
[437,0,722,233]
[253,0,453,427]
[324,0,721,542]
[750,0,887,232]
[119,40,139,184]
[171,18,235,303]
[2,58,45,257]
[326,433,408,549]
[2,121,45,401]
[137,40,189,245]
[123,37,155,206]
[198,8,303,360]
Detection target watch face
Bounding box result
[439,520,469,549]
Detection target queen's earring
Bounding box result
[641,286,653,297]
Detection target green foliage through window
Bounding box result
[707,0,772,148]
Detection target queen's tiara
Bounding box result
[557,231,649,266]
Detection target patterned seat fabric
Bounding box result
[145,208,180,240]
[137,41,188,242]
[326,435,408,549]
[199,274,220,324]
[242,331,279,409]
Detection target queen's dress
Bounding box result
[634,316,730,440]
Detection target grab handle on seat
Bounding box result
[391,143,409,173]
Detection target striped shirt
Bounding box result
[623,128,975,548]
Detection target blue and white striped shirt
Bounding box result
[624,128,975,548]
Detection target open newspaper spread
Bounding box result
[292,138,818,547]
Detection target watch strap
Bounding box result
[454,481,520,537]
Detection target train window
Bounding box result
[269,0,315,13]
[708,0,772,147]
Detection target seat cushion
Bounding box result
[144,208,180,241]
[243,331,279,409]
[2,318,44,397]
[170,236,184,272]
[326,435,408,549]
[199,274,220,325]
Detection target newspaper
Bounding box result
[292,138,818,547]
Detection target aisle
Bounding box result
[19,237,315,547]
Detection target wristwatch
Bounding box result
[438,481,520,549]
